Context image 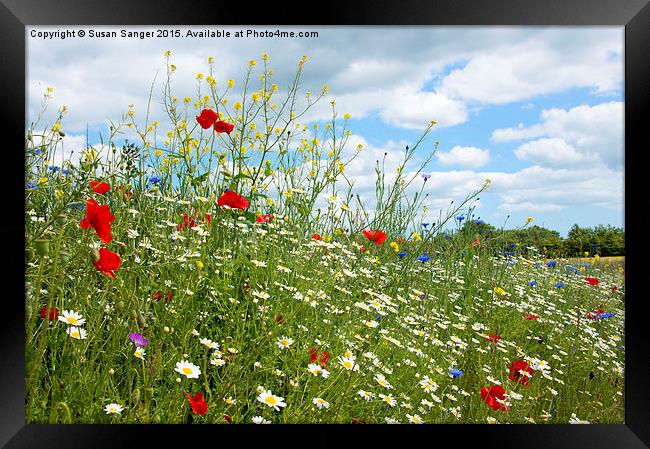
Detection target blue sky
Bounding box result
[26,26,624,237]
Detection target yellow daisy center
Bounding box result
[265,396,277,405]
[343,361,353,369]
[182,367,193,374]
[71,331,80,338]
[68,317,78,324]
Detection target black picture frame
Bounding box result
[2,0,648,447]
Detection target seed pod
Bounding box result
[59,250,70,264]
[136,312,147,329]
[91,247,100,263]
[131,388,141,404]
[116,301,124,311]
[34,238,50,256]
[58,130,66,137]
[144,387,154,402]
[153,414,161,424]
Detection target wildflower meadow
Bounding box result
[25,52,625,424]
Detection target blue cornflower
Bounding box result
[555,282,564,288]
[48,165,60,172]
[591,243,599,247]
[546,261,557,268]
[422,173,431,182]
[504,251,516,255]
[444,233,451,239]
[509,243,517,247]
[69,203,85,210]
[456,215,465,222]
[25,182,37,190]
[418,255,430,263]
[374,313,385,322]
[149,175,162,184]
[474,219,484,225]
[62,168,69,175]
[449,368,463,378]
[422,223,429,228]
[397,251,407,258]
[528,281,538,286]
[598,312,615,319]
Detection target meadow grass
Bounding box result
[24,53,625,424]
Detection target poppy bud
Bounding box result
[109,369,115,375]
[40,401,47,410]
[55,402,72,423]
[137,312,147,328]
[26,248,35,262]
[116,301,124,311]
[149,186,160,193]
[163,326,171,334]
[58,130,66,137]
[91,248,100,263]
[34,238,50,256]
[59,250,70,264]
[144,387,154,402]
[153,414,161,424]
[131,388,141,404]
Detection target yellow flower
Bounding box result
[322,84,329,93]
[266,197,274,206]
[493,287,508,297]
[38,177,48,186]
[335,227,344,235]
[249,59,256,67]
[389,242,399,252]
[51,123,61,133]
[344,113,351,120]
[251,93,261,102]
[170,64,177,72]
[227,79,235,88]
[526,216,534,223]
[164,50,172,57]
[196,73,204,80]
[207,56,214,64]
[154,149,163,157]
[196,260,204,270]
[412,232,422,241]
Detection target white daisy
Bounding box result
[252,416,271,424]
[104,403,124,415]
[66,326,87,340]
[407,414,424,424]
[312,397,330,409]
[200,338,219,350]
[358,390,375,401]
[175,360,201,379]
[58,310,85,326]
[256,389,286,411]
[276,336,294,350]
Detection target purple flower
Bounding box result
[129,332,149,347]
[422,173,431,182]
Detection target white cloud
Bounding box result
[513,138,590,167]
[436,146,490,169]
[492,101,623,169]
[438,29,622,105]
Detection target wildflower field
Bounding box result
[25,53,625,424]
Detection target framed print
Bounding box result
[2,0,649,447]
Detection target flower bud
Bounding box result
[34,238,50,256]
[131,388,141,404]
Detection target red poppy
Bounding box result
[223,415,232,423]
[80,199,115,244]
[486,334,502,342]
[362,229,387,245]
[587,307,605,320]
[308,349,330,367]
[214,120,235,134]
[480,385,510,411]
[152,290,174,303]
[584,277,600,286]
[472,239,480,248]
[508,360,534,387]
[276,314,286,324]
[177,214,196,231]
[311,234,321,241]
[525,313,540,321]
[256,214,273,223]
[92,247,122,278]
[39,305,59,321]
[203,213,212,225]
[196,109,219,129]
[217,190,249,210]
[184,391,209,416]
[359,246,366,253]
[90,180,111,195]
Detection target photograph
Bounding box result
[23,25,628,426]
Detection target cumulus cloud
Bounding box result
[438,29,622,105]
[492,101,623,169]
[436,146,490,169]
